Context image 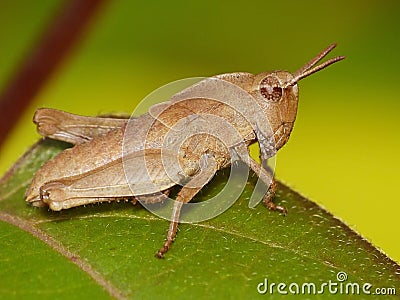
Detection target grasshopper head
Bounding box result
[250,44,345,149]
[252,70,299,123]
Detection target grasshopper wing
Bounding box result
[34,108,128,144]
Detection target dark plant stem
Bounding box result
[0,0,108,148]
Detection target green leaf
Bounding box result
[0,139,399,299]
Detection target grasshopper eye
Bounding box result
[260,76,283,101]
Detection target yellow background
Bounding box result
[0,1,399,263]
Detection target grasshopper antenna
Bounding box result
[286,43,345,87]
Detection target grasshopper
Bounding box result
[26,44,344,258]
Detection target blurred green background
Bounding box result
[0,0,399,265]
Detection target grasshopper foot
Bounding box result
[263,180,287,216]
[156,218,179,259]
[155,247,167,259]
[265,199,287,216]
[156,241,172,259]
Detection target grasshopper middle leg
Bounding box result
[156,154,218,258]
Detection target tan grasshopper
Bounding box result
[26,44,344,258]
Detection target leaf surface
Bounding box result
[0,140,399,299]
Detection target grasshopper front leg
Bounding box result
[234,147,287,215]
[248,159,287,215]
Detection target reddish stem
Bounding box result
[0,0,107,147]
